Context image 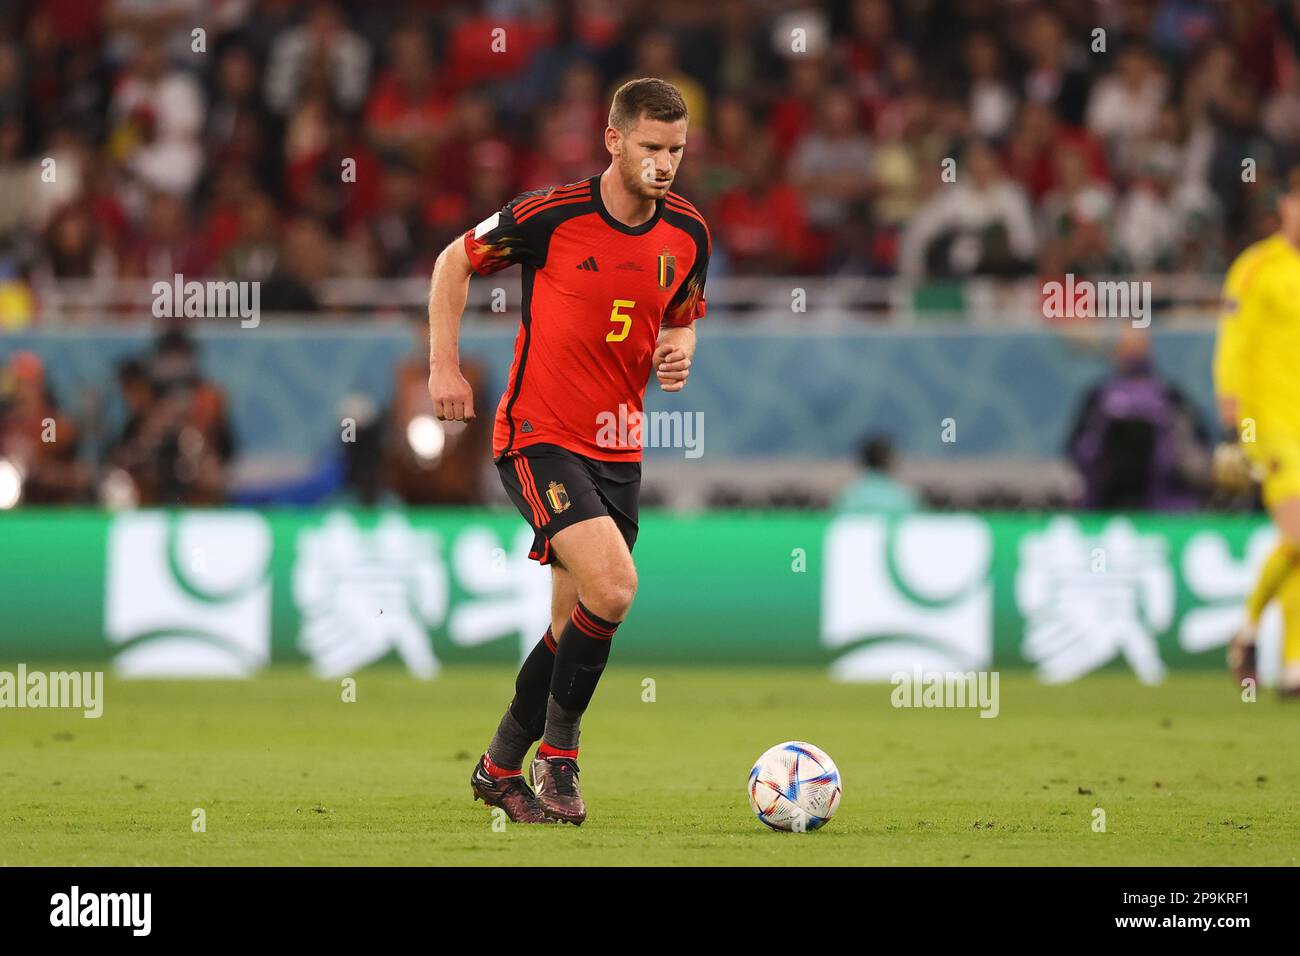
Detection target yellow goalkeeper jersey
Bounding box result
[1213,233,1300,441]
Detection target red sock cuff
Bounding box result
[482,753,522,778]
[538,742,579,760]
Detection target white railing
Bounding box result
[22,274,1225,326]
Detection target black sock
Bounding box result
[542,602,619,751]
[487,628,556,770]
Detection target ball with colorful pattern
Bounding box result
[748,741,842,832]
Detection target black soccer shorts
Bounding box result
[496,443,640,566]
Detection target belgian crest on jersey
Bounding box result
[657,246,676,289]
[546,481,571,514]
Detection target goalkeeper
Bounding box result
[1213,166,1300,695]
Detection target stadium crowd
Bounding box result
[0,0,1298,327]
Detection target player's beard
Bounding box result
[619,152,672,201]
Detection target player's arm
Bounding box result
[1212,252,1257,432]
[656,220,710,392]
[428,195,548,420]
[1210,250,1261,492]
[427,238,476,422]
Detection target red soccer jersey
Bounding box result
[462,174,710,462]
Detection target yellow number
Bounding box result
[606,299,635,342]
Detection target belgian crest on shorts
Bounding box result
[546,481,571,514]
[657,246,675,289]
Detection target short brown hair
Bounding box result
[608,77,688,131]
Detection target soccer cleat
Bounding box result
[1226,627,1258,686]
[531,754,586,825]
[1227,629,1258,686]
[1280,664,1300,699]
[470,755,551,824]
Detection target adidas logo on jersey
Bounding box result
[576,256,599,271]
[520,421,534,433]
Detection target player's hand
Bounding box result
[652,344,690,392]
[428,363,476,422]
[1217,396,1239,431]
[1211,440,1253,494]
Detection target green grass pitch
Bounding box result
[1,666,1296,866]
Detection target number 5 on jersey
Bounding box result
[607,299,635,342]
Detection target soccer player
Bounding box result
[1214,166,1300,696]
[425,78,709,823]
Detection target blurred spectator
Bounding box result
[1037,144,1116,275]
[834,434,919,514]
[0,113,31,244]
[433,90,513,202]
[37,204,117,286]
[113,357,152,446]
[24,126,92,235]
[522,104,604,193]
[0,350,86,503]
[364,161,433,278]
[867,95,929,267]
[206,41,278,189]
[768,56,824,161]
[1066,331,1211,512]
[509,0,608,113]
[840,0,896,122]
[444,141,515,247]
[1004,100,1108,203]
[962,30,1017,142]
[201,164,255,267]
[1113,176,1181,273]
[0,39,27,128]
[1261,69,1300,172]
[551,57,608,144]
[364,22,452,169]
[383,325,491,505]
[612,29,708,131]
[122,190,213,278]
[1183,41,1261,233]
[261,217,331,312]
[1017,7,1091,126]
[714,141,814,274]
[264,1,370,117]
[1086,45,1169,178]
[107,329,235,505]
[106,27,206,197]
[898,139,1035,279]
[790,88,874,232]
[286,109,383,233]
[334,392,384,505]
[695,94,755,202]
[222,190,281,282]
[712,0,781,98]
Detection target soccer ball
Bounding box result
[747,741,842,831]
